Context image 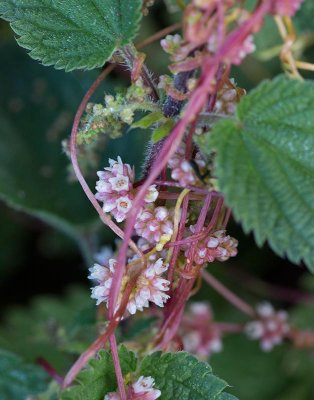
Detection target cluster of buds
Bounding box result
[160,34,183,57]
[168,144,206,187]
[135,205,174,245]
[245,302,290,351]
[96,157,158,222]
[105,376,161,400]
[213,80,246,116]
[89,258,170,315]
[185,229,238,266]
[79,79,155,142]
[181,302,223,359]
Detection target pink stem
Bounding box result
[184,194,212,273]
[202,270,256,317]
[36,358,63,385]
[69,64,142,258]
[109,335,126,400]
[154,180,219,195]
[215,322,244,333]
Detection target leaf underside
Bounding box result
[205,75,314,270]
[0,0,142,71]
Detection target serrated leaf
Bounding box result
[132,112,165,129]
[140,351,229,400]
[0,349,49,400]
[0,0,142,71]
[204,75,314,270]
[61,345,137,400]
[152,119,175,142]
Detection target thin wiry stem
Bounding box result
[109,335,126,400]
[202,270,256,317]
[69,64,142,259]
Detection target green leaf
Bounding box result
[0,286,95,372]
[204,75,314,270]
[0,40,149,257]
[132,112,165,129]
[61,345,137,400]
[0,349,49,400]
[0,0,142,71]
[140,351,230,400]
[216,394,238,400]
[152,119,175,142]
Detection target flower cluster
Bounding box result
[96,157,158,222]
[213,81,246,116]
[245,302,290,351]
[135,205,174,245]
[105,376,161,400]
[225,34,256,65]
[89,258,170,315]
[181,302,223,359]
[168,144,206,187]
[185,229,238,266]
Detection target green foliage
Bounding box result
[0,349,49,400]
[0,286,96,373]
[61,346,137,400]
[78,82,160,143]
[295,0,314,32]
[0,0,143,71]
[203,75,314,270]
[152,119,175,142]
[0,40,150,257]
[140,351,234,400]
[132,111,165,129]
[0,40,98,249]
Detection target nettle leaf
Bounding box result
[205,75,314,270]
[61,345,137,400]
[0,0,142,71]
[0,349,49,400]
[140,351,233,400]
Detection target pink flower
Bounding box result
[271,0,304,16]
[245,302,290,351]
[127,258,170,314]
[185,229,238,265]
[135,205,174,244]
[89,258,170,315]
[96,157,134,222]
[181,302,223,359]
[105,376,161,400]
[168,144,205,186]
[229,35,256,65]
[89,259,116,306]
[213,81,245,116]
[96,157,158,222]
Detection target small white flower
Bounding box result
[144,185,159,203]
[109,174,130,192]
